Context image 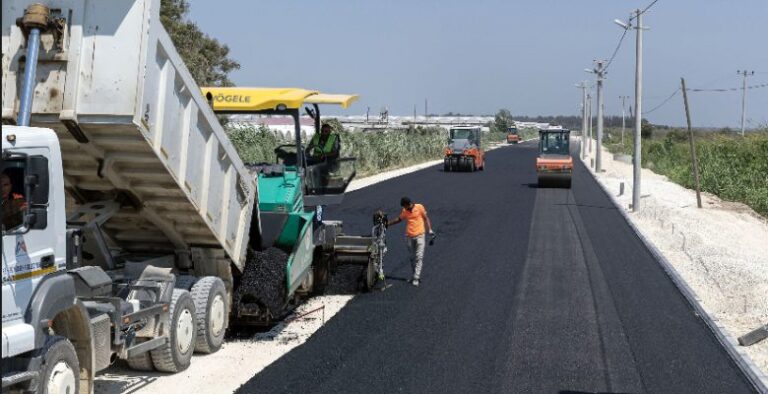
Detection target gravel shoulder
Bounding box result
[583,142,768,377]
[95,295,353,394]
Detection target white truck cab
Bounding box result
[2,127,67,359]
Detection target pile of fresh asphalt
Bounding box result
[236,247,289,316]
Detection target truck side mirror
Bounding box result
[27,155,49,205]
[25,207,48,230]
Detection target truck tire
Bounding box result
[37,336,79,394]
[191,277,227,354]
[151,289,197,372]
[126,339,155,371]
[469,159,476,172]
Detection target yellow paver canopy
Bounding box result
[305,94,359,109]
[201,87,319,112]
[201,87,359,112]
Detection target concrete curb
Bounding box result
[580,154,768,394]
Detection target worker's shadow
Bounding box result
[382,275,410,283]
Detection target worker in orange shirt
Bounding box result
[388,197,434,286]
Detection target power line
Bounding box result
[644,88,680,114]
[603,28,628,72]
[641,81,768,116]
[689,82,768,92]
[630,0,661,21]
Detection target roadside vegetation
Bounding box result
[603,127,768,217]
[227,121,448,177]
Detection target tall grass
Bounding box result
[336,125,447,176]
[227,122,545,178]
[226,121,449,177]
[603,128,768,216]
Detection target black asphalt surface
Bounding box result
[238,142,755,394]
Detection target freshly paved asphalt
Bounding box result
[238,142,755,393]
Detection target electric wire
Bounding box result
[630,0,660,21]
[641,80,767,115]
[603,28,628,72]
[644,88,680,114]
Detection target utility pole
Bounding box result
[413,104,417,121]
[738,70,754,136]
[620,95,629,145]
[424,98,428,119]
[681,77,702,208]
[587,93,593,154]
[576,82,588,159]
[590,60,606,172]
[632,9,645,212]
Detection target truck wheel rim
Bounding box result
[177,308,194,354]
[48,360,76,394]
[210,294,226,336]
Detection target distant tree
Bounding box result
[641,119,654,139]
[492,109,513,133]
[161,0,240,87]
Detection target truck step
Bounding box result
[2,371,38,389]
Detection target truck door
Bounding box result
[2,147,59,358]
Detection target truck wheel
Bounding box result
[37,336,79,394]
[191,277,228,354]
[151,289,197,372]
[443,159,449,172]
[469,159,476,172]
[126,340,155,371]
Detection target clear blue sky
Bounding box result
[189,0,767,127]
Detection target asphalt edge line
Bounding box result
[579,154,768,394]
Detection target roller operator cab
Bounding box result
[506,126,520,144]
[536,128,573,188]
[444,126,485,172]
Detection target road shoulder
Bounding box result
[580,143,768,392]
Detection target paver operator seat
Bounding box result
[201,87,359,206]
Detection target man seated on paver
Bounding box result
[305,124,340,166]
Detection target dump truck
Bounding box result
[443,126,485,172]
[506,126,520,144]
[536,128,573,188]
[1,2,373,393]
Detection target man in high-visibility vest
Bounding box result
[2,172,27,230]
[306,123,340,165]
